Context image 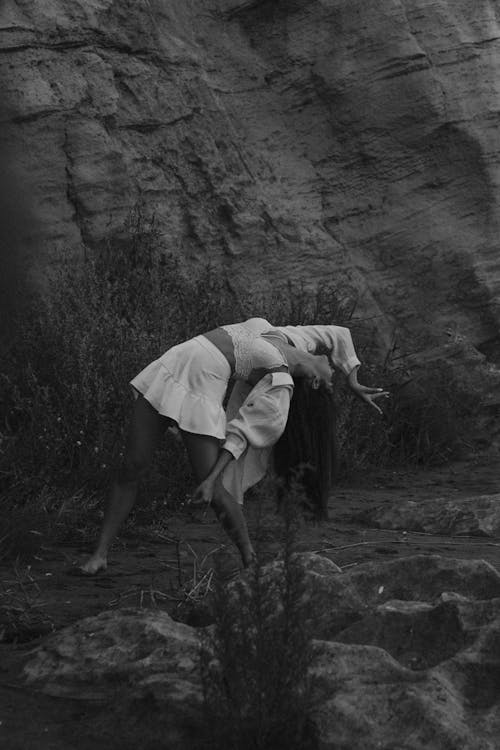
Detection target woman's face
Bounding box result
[314,355,334,392]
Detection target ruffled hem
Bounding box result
[130,360,227,439]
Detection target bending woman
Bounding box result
[80,318,337,574]
[192,322,389,519]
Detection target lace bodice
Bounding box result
[221,323,286,380]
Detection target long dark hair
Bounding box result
[273,378,338,520]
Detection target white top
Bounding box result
[220,322,287,380]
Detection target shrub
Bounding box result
[200,482,316,750]
[335,358,479,473]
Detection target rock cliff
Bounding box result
[2,0,500,362]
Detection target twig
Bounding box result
[151,532,178,544]
[314,536,500,556]
[183,569,214,601]
[373,528,500,543]
[313,542,377,553]
[199,545,225,568]
[175,539,183,588]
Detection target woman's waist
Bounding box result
[200,329,236,369]
[203,328,289,381]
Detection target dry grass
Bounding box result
[105,536,223,623]
[0,562,54,643]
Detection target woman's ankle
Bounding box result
[241,546,256,568]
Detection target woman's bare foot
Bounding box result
[80,553,108,575]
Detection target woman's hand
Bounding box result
[191,477,216,506]
[347,366,389,415]
[349,383,390,414]
[190,449,234,507]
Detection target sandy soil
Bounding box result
[1,457,499,749]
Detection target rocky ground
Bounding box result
[1,455,500,749]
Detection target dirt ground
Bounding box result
[1,456,500,749]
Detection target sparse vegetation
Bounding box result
[335,358,479,474]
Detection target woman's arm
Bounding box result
[269,324,361,375]
[193,373,293,505]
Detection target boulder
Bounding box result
[24,608,202,709]
[297,552,500,640]
[310,640,492,750]
[23,553,500,748]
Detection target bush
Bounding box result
[200,483,315,750]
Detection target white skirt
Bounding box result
[130,336,231,439]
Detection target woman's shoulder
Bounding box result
[243,317,272,331]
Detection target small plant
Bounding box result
[0,562,54,642]
[200,481,316,750]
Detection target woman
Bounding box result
[192,322,388,518]
[80,318,386,573]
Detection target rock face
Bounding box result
[358,493,500,537]
[2,0,500,363]
[24,553,500,749]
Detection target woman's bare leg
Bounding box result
[181,431,255,567]
[81,396,165,574]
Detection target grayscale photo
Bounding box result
[1,1,500,748]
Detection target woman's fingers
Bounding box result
[360,390,390,414]
[358,386,390,399]
[191,480,215,506]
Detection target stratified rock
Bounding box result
[342,554,500,605]
[2,0,500,368]
[359,494,500,537]
[335,594,500,670]
[295,552,500,640]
